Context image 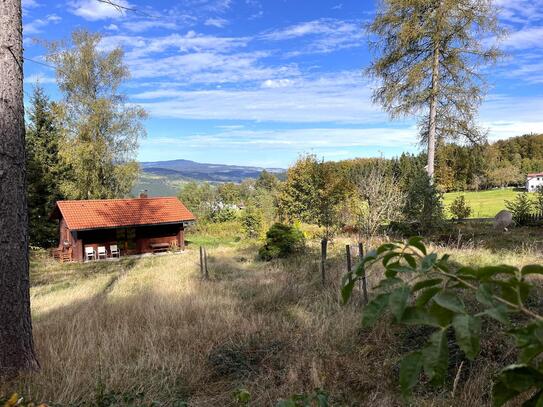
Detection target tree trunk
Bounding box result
[427,38,440,179]
[0,0,39,376]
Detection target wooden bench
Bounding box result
[150,243,170,254]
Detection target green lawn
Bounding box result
[443,188,522,218]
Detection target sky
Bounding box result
[22,0,543,168]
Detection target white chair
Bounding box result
[110,244,120,258]
[85,246,96,261]
[97,246,107,260]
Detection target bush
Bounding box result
[258,223,305,261]
[449,195,472,220]
[506,193,533,225]
[402,171,445,232]
[241,206,263,239]
[209,206,238,223]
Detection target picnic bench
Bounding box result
[150,242,170,254]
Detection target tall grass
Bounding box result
[3,228,543,406]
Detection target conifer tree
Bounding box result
[367,0,503,178]
[26,85,62,247]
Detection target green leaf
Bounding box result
[495,364,543,393]
[389,285,411,321]
[428,302,455,327]
[399,351,423,399]
[433,291,465,314]
[476,283,495,306]
[362,293,391,328]
[400,306,441,327]
[422,329,449,385]
[413,278,443,292]
[522,264,543,276]
[511,323,543,364]
[341,273,356,304]
[415,287,441,307]
[407,236,427,255]
[477,265,517,280]
[377,244,398,254]
[452,314,481,360]
[420,253,438,272]
[483,304,510,327]
[382,252,401,267]
[492,383,520,407]
[403,253,417,269]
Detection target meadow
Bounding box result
[3,223,543,406]
[443,188,521,218]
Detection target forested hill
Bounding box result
[434,133,543,191]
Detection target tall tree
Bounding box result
[0,0,39,375]
[367,0,502,178]
[26,85,62,247]
[46,30,147,199]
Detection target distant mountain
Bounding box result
[141,159,284,183]
[132,159,285,197]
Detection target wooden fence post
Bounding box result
[204,247,209,280]
[199,246,204,278]
[320,238,327,286]
[358,242,368,305]
[345,244,352,274]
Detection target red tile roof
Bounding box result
[528,173,543,178]
[54,197,196,231]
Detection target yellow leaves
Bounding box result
[3,394,20,407]
[2,394,47,407]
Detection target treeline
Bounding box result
[182,154,443,240]
[26,30,146,247]
[435,134,543,191]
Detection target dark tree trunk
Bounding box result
[0,0,39,376]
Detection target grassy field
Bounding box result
[443,188,521,218]
[3,226,543,406]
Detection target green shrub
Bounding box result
[209,206,238,223]
[506,192,533,225]
[341,237,543,405]
[449,195,472,220]
[402,171,445,233]
[241,206,263,239]
[258,223,305,261]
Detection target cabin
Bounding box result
[527,172,543,192]
[51,194,196,262]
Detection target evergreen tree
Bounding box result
[367,0,502,178]
[26,85,62,247]
[46,30,147,199]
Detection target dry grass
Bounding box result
[2,230,542,406]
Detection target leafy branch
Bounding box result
[341,237,543,406]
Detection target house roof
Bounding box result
[53,197,196,231]
[528,173,543,179]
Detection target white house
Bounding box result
[526,172,543,192]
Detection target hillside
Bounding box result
[132,159,285,196]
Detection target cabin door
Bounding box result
[116,228,137,255]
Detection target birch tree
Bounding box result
[367,0,503,178]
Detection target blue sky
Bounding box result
[22,0,543,168]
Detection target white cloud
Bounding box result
[69,0,131,21]
[205,17,229,28]
[105,23,119,30]
[261,79,294,88]
[131,72,382,123]
[22,0,39,9]
[495,0,543,24]
[262,19,365,55]
[24,14,61,35]
[122,20,179,32]
[25,73,56,84]
[501,27,543,50]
